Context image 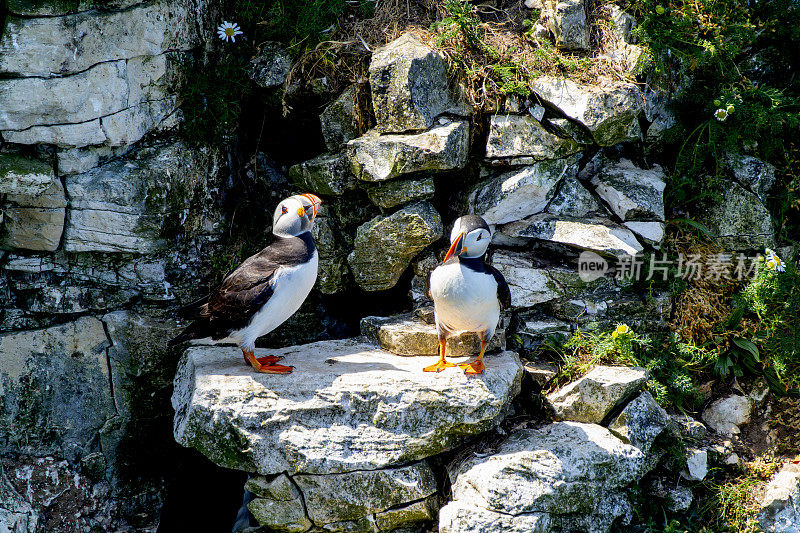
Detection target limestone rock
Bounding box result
[490,251,562,308]
[250,42,292,88]
[6,0,141,15]
[590,158,666,221]
[672,413,707,441]
[523,358,559,387]
[546,365,648,423]
[0,2,207,76]
[375,495,437,531]
[347,201,442,291]
[442,422,644,533]
[701,394,752,435]
[681,448,708,481]
[517,317,571,348]
[3,121,108,148]
[56,146,129,175]
[321,85,361,151]
[645,476,694,513]
[172,339,523,475]
[247,475,312,533]
[624,221,665,247]
[0,317,114,459]
[498,214,644,257]
[63,141,221,253]
[758,463,800,533]
[289,152,356,196]
[546,0,589,50]
[485,115,581,160]
[311,216,351,294]
[724,153,777,200]
[608,391,670,457]
[0,153,55,197]
[644,88,677,143]
[361,176,435,209]
[360,313,504,356]
[0,464,39,533]
[608,5,637,44]
[546,176,606,217]
[369,33,464,133]
[294,462,437,526]
[347,121,469,182]
[2,179,67,251]
[471,155,580,226]
[532,77,643,146]
[702,181,775,250]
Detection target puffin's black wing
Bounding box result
[169,234,315,344]
[486,264,512,310]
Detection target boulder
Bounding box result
[672,413,707,441]
[608,391,670,467]
[643,88,677,143]
[311,216,351,294]
[6,0,141,15]
[441,422,644,533]
[624,221,665,247]
[701,394,752,435]
[320,85,361,151]
[490,251,562,308]
[63,141,221,253]
[1,179,67,251]
[517,317,571,347]
[723,153,777,200]
[246,475,314,533]
[347,201,442,291]
[360,313,504,356]
[0,1,207,76]
[532,77,643,146]
[546,365,648,423]
[701,180,775,250]
[471,155,580,226]
[409,252,438,306]
[361,176,435,209]
[498,214,644,257]
[758,463,800,533]
[0,317,114,460]
[0,153,55,197]
[681,448,708,481]
[485,115,581,160]
[546,176,607,217]
[644,476,694,513]
[545,0,589,50]
[589,158,666,221]
[294,462,437,527]
[172,338,523,475]
[289,152,356,196]
[347,121,469,182]
[56,146,129,175]
[368,33,464,133]
[249,42,292,89]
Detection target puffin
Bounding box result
[168,193,322,374]
[425,214,511,375]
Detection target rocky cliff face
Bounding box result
[0,2,793,532]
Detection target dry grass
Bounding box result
[284,0,642,114]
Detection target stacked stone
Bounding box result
[172,339,524,532]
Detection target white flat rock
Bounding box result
[172,338,522,475]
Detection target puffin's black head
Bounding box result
[443,214,492,263]
[272,193,322,237]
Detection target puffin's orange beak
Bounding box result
[302,193,322,219]
[442,232,465,264]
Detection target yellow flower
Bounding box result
[612,324,631,338]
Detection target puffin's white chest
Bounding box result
[429,261,500,335]
[234,251,318,350]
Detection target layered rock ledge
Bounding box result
[172,338,523,475]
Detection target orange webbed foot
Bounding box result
[458,359,485,375]
[243,350,293,374]
[423,359,456,372]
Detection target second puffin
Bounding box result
[425,215,510,375]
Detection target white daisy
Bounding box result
[765,248,785,272]
[217,21,243,43]
[714,108,728,121]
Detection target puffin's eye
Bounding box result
[475,232,483,241]
[281,205,288,215]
